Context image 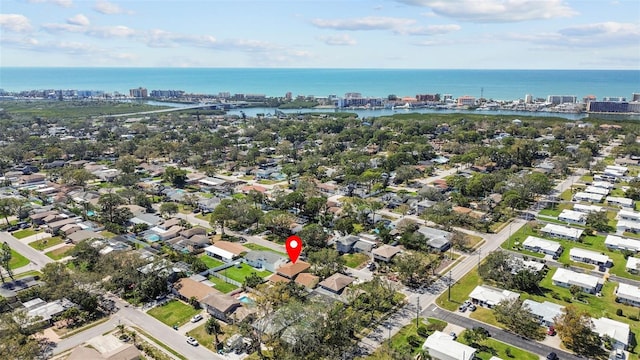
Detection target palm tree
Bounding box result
[205,317,222,350]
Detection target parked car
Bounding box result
[468,304,477,312]
[449,332,457,340]
[190,314,203,323]
[547,326,556,336]
[458,304,468,312]
[546,352,558,360]
[186,336,199,346]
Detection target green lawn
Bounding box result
[15,270,42,279]
[9,249,29,269]
[469,307,501,328]
[45,245,75,260]
[12,229,41,239]
[539,208,561,217]
[343,253,369,269]
[243,243,286,256]
[217,263,271,283]
[198,254,224,269]
[436,267,482,311]
[560,189,574,201]
[208,276,239,293]
[458,331,538,360]
[147,300,201,327]
[188,322,236,353]
[580,174,594,182]
[29,236,63,251]
[368,318,447,357]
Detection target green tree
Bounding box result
[493,298,544,340]
[205,317,222,349]
[209,200,234,235]
[69,239,100,271]
[163,166,187,187]
[159,202,179,217]
[297,223,328,252]
[554,305,604,358]
[394,251,432,288]
[244,272,264,289]
[585,211,610,232]
[0,241,14,282]
[307,248,345,280]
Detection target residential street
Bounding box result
[0,230,54,272]
[357,171,585,356]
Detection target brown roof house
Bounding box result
[172,277,241,323]
[294,273,319,289]
[276,261,311,280]
[318,273,355,294]
[372,244,402,262]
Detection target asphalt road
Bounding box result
[0,230,54,271]
[425,304,582,360]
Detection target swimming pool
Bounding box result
[238,295,255,305]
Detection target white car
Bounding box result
[190,314,203,323]
[186,336,199,346]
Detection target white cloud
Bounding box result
[395,0,577,23]
[311,16,416,32]
[26,0,73,8]
[508,22,640,48]
[42,23,86,34]
[86,25,136,38]
[0,14,32,32]
[404,24,461,35]
[67,14,90,26]
[318,34,357,46]
[94,0,133,15]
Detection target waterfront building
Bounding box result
[457,95,476,106]
[129,87,148,98]
[547,95,576,104]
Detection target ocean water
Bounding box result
[1,68,638,101]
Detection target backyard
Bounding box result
[216,263,271,283]
[147,300,201,327]
[188,321,237,353]
[343,253,369,269]
[243,243,286,256]
[198,254,224,269]
[208,275,239,293]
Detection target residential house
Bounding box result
[244,251,287,272]
[418,226,452,252]
[573,204,605,214]
[573,191,604,203]
[201,292,241,323]
[592,317,630,350]
[335,235,359,254]
[29,210,60,225]
[540,223,583,241]
[130,213,163,227]
[67,344,141,360]
[522,236,563,257]
[592,181,614,189]
[204,241,248,262]
[605,235,640,252]
[569,248,610,266]
[318,273,355,294]
[615,283,640,308]
[66,230,103,244]
[618,210,640,223]
[21,297,76,326]
[584,186,610,196]
[617,219,640,234]
[522,299,564,327]
[626,257,640,274]
[558,209,587,225]
[294,273,319,290]
[422,331,476,360]
[372,245,402,262]
[606,196,634,209]
[275,261,311,280]
[468,285,519,308]
[551,268,602,294]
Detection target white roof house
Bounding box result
[522,236,562,256]
[540,223,584,241]
[522,299,565,327]
[592,317,630,350]
[626,257,640,273]
[573,203,606,213]
[569,248,610,266]
[574,191,604,203]
[615,283,640,307]
[203,245,235,261]
[423,331,476,360]
[468,285,519,308]
[606,196,635,208]
[618,210,640,223]
[605,235,640,252]
[552,268,602,294]
[606,165,629,174]
[617,219,640,233]
[592,181,615,189]
[584,186,610,196]
[558,209,587,225]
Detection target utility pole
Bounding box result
[416,296,420,327]
[448,270,452,301]
[477,248,481,268]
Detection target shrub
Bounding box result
[616,309,623,316]
[629,315,638,321]
[407,334,423,347]
[417,325,430,338]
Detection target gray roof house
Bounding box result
[335,235,359,254]
[245,251,287,273]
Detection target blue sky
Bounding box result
[1,0,638,69]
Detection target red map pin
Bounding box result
[285,235,303,264]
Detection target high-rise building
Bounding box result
[547,95,576,105]
[129,87,148,98]
[525,94,533,104]
[632,93,640,102]
[457,95,476,106]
